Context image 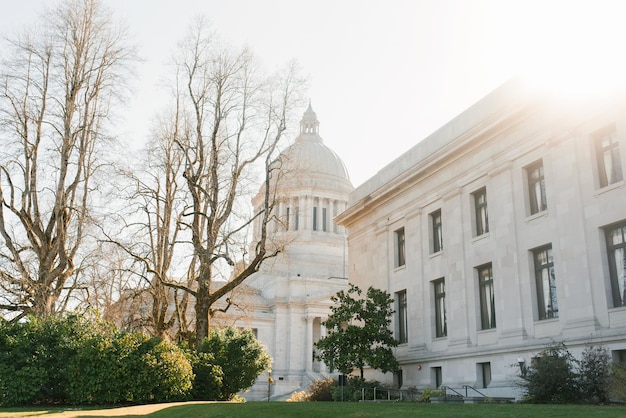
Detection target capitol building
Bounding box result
[224,79,626,400]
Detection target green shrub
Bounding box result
[610,362,626,402]
[199,327,271,400]
[188,350,223,400]
[0,315,193,406]
[577,345,611,404]
[419,386,445,403]
[331,377,384,402]
[306,378,337,401]
[0,315,97,406]
[521,343,579,404]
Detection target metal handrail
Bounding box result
[462,385,487,398]
[441,385,464,398]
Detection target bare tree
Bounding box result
[0,0,134,320]
[162,21,305,349]
[103,102,192,339]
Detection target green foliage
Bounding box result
[199,327,271,400]
[306,378,337,401]
[0,314,99,406]
[315,285,399,379]
[520,342,613,404]
[0,315,193,406]
[188,351,223,401]
[577,345,611,404]
[521,343,578,403]
[419,387,445,403]
[331,377,384,402]
[610,362,626,402]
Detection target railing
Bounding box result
[359,387,420,402]
[462,385,487,398]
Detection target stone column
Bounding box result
[305,316,314,372]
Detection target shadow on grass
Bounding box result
[1,402,624,418]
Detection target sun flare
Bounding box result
[487,1,626,101]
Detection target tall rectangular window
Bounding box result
[294,207,299,231]
[606,221,626,307]
[596,128,623,187]
[473,187,489,236]
[286,207,290,230]
[478,362,492,388]
[394,227,406,267]
[533,245,559,319]
[322,208,327,232]
[533,245,558,319]
[433,278,447,338]
[312,207,318,231]
[527,160,547,215]
[395,290,408,343]
[478,263,496,330]
[431,210,443,253]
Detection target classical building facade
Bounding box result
[336,79,626,399]
[215,104,353,399]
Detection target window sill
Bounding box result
[534,316,559,324]
[472,232,490,243]
[429,250,443,259]
[393,265,406,273]
[525,210,548,223]
[594,180,624,197]
[477,327,496,334]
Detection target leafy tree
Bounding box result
[315,284,399,379]
[199,327,271,400]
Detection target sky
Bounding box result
[2,0,626,187]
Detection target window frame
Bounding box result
[533,244,559,320]
[477,263,496,330]
[596,126,623,188]
[431,209,443,253]
[395,289,408,344]
[394,227,406,268]
[433,278,447,338]
[472,187,489,236]
[605,221,626,308]
[526,160,547,215]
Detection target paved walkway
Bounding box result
[0,401,216,418]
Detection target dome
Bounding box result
[280,103,351,182]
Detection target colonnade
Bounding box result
[272,196,347,233]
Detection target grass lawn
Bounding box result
[1,402,626,418]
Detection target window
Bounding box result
[393,370,403,389]
[478,362,492,388]
[527,160,547,215]
[478,263,496,330]
[596,128,623,187]
[433,278,447,338]
[312,207,318,231]
[286,207,290,230]
[294,206,299,230]
[394,227,406,267]
[533,245,558,319]
[395,290,408,343]
[432,367,443,388]
[322,208,327,232]
[606,221,626,307]
[473,187,489,236]
[431,210,443,253]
